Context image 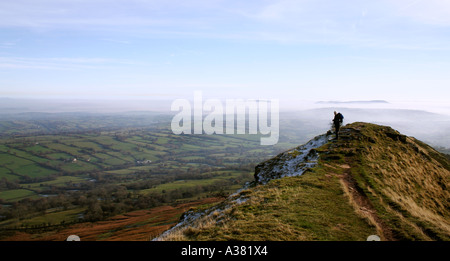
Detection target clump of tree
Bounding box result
[0,170,252,226]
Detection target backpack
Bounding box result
[334,113,344,123]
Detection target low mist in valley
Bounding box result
[1,97,449,150]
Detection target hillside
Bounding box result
[153,122,450,241]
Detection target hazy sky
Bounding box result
[1,0,450,103]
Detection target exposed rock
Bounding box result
[254,134,332,184]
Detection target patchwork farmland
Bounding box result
[0,118,299,239]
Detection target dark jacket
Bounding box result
[333,113,344,125]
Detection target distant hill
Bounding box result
[154,122,450,241]
[316,100,389,104]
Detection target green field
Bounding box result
[0,120,303,231]
[0,189,36,201]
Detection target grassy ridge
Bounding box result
[156,122,450,241]
[169,173,377,241]
[338,123,450,240]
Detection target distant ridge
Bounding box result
[316,100,389,104]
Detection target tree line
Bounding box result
[0,166,253,229]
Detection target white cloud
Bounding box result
[241,0,308,21]
[391,0,450,26]
[0,0,221,29]
[0,0,449,49]
[0,56,139,70]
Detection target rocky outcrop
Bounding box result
[254,134,332,184]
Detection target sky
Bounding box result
[1,0,450,107]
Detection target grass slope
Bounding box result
[156,122,450,241]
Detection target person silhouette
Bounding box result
[333,111,344,140]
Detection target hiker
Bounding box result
[333,111,344,139]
